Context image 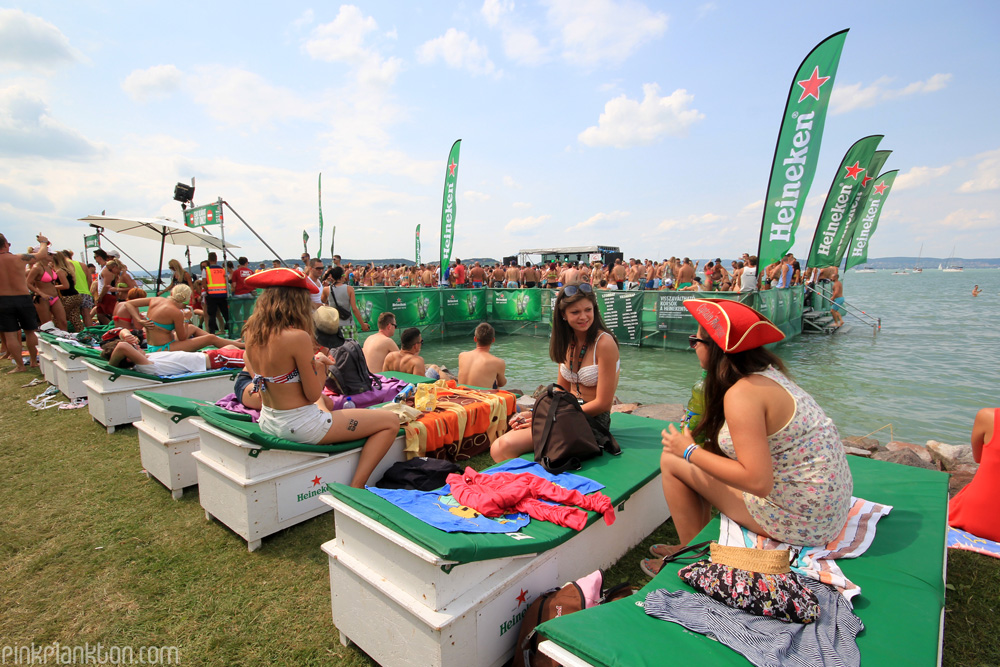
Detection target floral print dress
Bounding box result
[717,366,853,545]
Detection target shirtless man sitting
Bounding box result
[382,327,426,376]
[362,312,399,372]
[458,322,507,390]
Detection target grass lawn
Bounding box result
[1,367,997,666]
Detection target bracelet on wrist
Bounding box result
[683,443,697,462]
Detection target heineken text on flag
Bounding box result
[832,150,891,266]
[806,135,883,268]
[415,224,421,265]
[757,30,849,270]
[845,171,898,271]
[440,139,461,271]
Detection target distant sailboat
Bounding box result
[913,244,923,273]
[854,266,876,273]
[943,245,964,272]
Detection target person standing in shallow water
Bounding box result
[490,283,619,462]
[830,272,845,328]
[972,285,981,297]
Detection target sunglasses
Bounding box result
[688,335,708,349]
[562,283,594,297]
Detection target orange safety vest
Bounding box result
[206,266,227,296]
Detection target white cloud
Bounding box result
[0,85,103,160]
[0,9,84,71]
[417,28,496,77]
[831,73,952,115]
[940,208,997,230]
[565,210,628,233]
[578,84,703,148]
[656,212,724,231]
[463,190,491,202]
[697,3,717,18]
[894,165,952,191]
[304,5,403,86]
[122,65,182,102]
[505,214,551,234]
[481,0,513,27]
[739,200,764,217]
[187,65,317,130]
[291,9,314,30]
[503,175,521,188]
[547,0,667,67]
[958,148,1000,193]
[512,201,532,209]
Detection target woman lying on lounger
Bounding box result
[101,330,245,376]
[490,282,620,462]
[241,268,399,488]
[645,299,853,577]
[118,284,243,353]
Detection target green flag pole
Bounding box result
[439,139,462,280]
[756,30,849,271]
[805,135,883,269]
[317,172,323,260]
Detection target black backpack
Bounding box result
[325,340,382,396]
[532,384,620,474]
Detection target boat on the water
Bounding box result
[943,245,964,272]
[913,244,923,273]
[854,265,876,273]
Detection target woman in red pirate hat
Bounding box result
[642,298,853,577]
[242,268,399,488]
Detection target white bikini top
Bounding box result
[560,331,620,387]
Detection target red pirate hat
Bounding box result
[245,267,320,294]
[684,298,784,353]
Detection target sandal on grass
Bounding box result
[640,557,667,578]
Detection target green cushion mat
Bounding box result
[537,456,949,667]
[328,412,672,563]
[133,390,247,423]
[83,357,240,383]
[194,405,404,455]
[56,342,103,360]
[380,370,435,385]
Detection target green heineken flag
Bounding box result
[317,173,324,260]
[84,234,100,249]
[415,224,421,265]
[832,149,891,265]
[440,139,461,272]
[806,135,883,269]
[302,230,309,255]
[757,30,848,270]
[845,171,898,271]
[330,225,336,258]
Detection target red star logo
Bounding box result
[448,160,458,176]
[797,66,831,103]
[861,175,873,188]
[843,162,865,181]
[311,476,322,487]
[515,589,528,607]
[873,181,888,195]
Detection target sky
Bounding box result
[2,1,999,271]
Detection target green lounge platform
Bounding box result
[536,456,949,666]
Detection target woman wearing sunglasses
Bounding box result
[490,282,620,461]
[642,298,853,576]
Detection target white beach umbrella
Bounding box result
[79,214,240,290]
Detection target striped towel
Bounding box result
[718,496,893,600]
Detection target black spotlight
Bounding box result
[173,182,195,205]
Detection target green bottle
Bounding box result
[686,370,707,444]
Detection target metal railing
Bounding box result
[804,285,880,332]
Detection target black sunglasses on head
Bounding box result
[688,335,708,349]
[563,283,594,297]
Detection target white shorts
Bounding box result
[259,404,332,445]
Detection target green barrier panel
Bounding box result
[441,288,486,323]
[227,296,257,338]
[595,290,643,346]
[491,288,543,321]
[385,288,441,328]
[355,290,389,329]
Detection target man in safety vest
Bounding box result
[203,252,229,335]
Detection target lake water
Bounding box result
[417,269,999,446]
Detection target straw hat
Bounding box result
[684,298,784,353]
[313,306,340,335]
[245,267,319,294]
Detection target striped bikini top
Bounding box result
[250,368,301,394]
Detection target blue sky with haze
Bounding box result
[2,1,998,267]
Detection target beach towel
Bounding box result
[947,526,1000,559]
[365,459,604,534]
[215,393,261,421]
[718,496,893,600]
